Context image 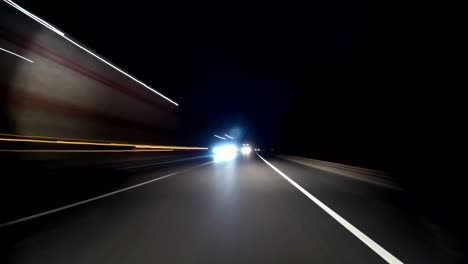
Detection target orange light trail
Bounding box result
[0,149,174,153]
[0,132,126,143]
[0,134,207,151]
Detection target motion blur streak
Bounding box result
[0,149,173,153]
[3,0,64,35]
[133,145,206,150]
[0,137,207,150]
[130,149,173,152]
[0,133,124,143]
[0,47,33,62]
[3,0,178,106]
[61,35,179,106]
[214,134,226,140]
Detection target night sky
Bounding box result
[14,0,451,172]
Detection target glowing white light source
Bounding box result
[241,146,252,155]
[0,47,34,63]
[213,144,237,162]
[214,135,226,140]
[4,0,178,106]
[224,134,234,139]
[213,145,237,154]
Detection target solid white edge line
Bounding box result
[0,47,34,63]
[3,0,178,106]
[0,161,213,227]
[257,154,404,264]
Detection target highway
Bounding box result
[1,1,463,263]
[1,153,451,264]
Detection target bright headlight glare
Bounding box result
[241,146,252,154]
[213,145,237,154]
[213,144,238,162]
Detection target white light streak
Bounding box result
[224,134,234,139]
[3,0,178,106]
[62,35,178,106]
[0,47,34,63]
[4,0,64,36]
[214,135,226,140]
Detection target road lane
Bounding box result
[257,153,402,264]
[0,161,214,227]
[0,154,212,224]
[261,153,451,263]
[2,154,390,264]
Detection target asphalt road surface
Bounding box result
[1,153,453,263]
